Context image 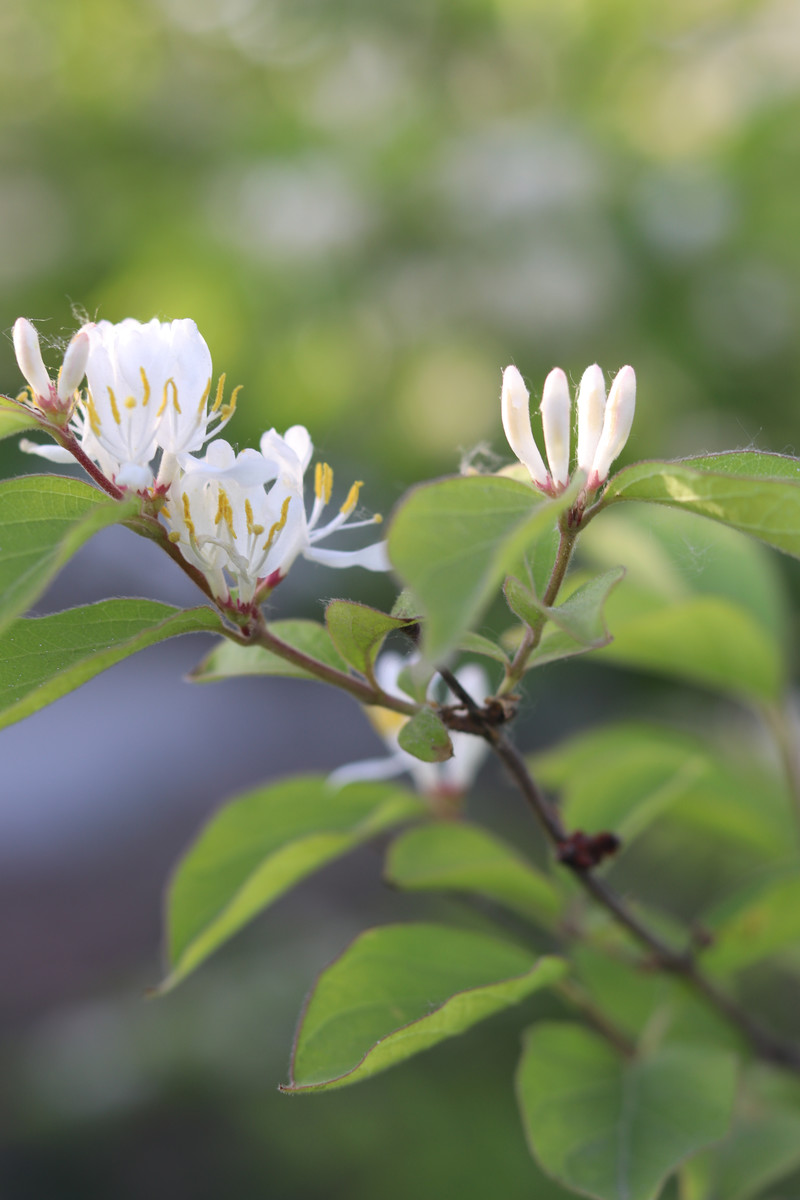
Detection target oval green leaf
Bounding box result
[0,599,225,730]
[161,777,425,992]
[385,822,560,928]
[0,474,138,633]
[325,599,415,678]
[0,396,40,442]
[516,1022,737,1200]
[190,618,349,682]
[396,706,453,763]
[284,923,566,1091]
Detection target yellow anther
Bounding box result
[262,495,292,554]
[314,462,333,504]
[168,378,181,414]
[107,386,121,425]
[340,480,363,516]
[196,377,211,416]
[17,388,32,406]
[213,487,237,539]
[85,392,102,436]
[182,492,196,538]
[211,374,226,414]
[167,531,181,543]
[225,384,242,419]
[140,367,151,406]
[244,500,266,538]
[124,396,136,410]
[373,513,383,524]
[368,708,408,740]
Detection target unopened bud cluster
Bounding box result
[501,363,636,495]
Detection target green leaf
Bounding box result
[0,396,40,442]
[505,567,625,666]
[162,777,425,992]
[397,706,453,763]
[457,631,510,665]
[385,822,560,927]
[284,923,565,1091]
[516,1023,737,1200]
[0,599,225,730]
[0,475,138,633]
[533,722,794,859]
[702,867,800,974]
[325,599,414,678]
[603,452,800,560]
[388,474,575,663]
[190,619,348,682]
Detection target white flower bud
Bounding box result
[576,363,606,474]
[13,318,52,403]
[588,365,636,488]
[57,330,89,403]
[500,365,549,489]
[540,367,571,490]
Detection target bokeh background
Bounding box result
[2,0,800,1196]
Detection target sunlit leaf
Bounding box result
[516,1022,737,1200]
[162,777,424,992]
[0,599,225,730]
[284,923,565,1091]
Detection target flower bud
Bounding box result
[588,365,636,489]
[13,318,52,403]
[540,367,571,490]
[576,363,606,474]
[57,330,89,403]
[500,365,549,489]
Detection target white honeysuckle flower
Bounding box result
[13,318,89,417]
[576,363,606,474]
[540,367,571,490]
[501,366,549,490]
[586,365,637,491]
[164,426,387,605]
[19,317,237,492]
[501,361,636,497]
[328,653,490,797]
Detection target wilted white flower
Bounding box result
[164,425,387,605]
[19,317,236,491]
[328,653,490,797]
[500,362,636,495]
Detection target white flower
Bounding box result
[20,318,236,491]
[13,317,89,416]
[500,362,636,495]
[328,653,490,797]
[164,425,387,605]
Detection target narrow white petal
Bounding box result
[13,319,51,400]
[576,363,606,472]
[57,331,89,401]
[116,462,154,490]
[327,754,410,790]
[588,365,636,488]
[500,366,549,488]
[540,367,571,489]
[19,439,75,463]
[303,541,390,571]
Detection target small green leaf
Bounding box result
[385,822,560,927]
[388,474,576,663]
[457,631,510,665]
[603,452,800,560]
[162,777,424,992]
[397,706,453,763]
[284,923,566,1091]
[190,619,348,682]
[0,396,40,442]
[516,1023,737,1200]
[0,600,225,730]
[702,867,800,974]
[325,599,414,678]
[505,567,624,658]
[0,475,138,633]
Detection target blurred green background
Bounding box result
[3,0,800,1196]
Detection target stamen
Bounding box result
[182,493,196,539]
[211,374,227,414]
[168,378,181,414]
[124,396,136,410]
[213,488,236,539]
[85,392,102,436]
[315,462,333,504]
[140,367,151,406]
[107,386,121,425]
[196,377,211,416]
[244,499,266,537]
[340,480,363,516]
[220,384,241,422]
[262,495,292,553]
[167,531,181,543]
[373,513,383,524]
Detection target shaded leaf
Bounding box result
[0,396,40,442]
[516,1022,737,1200]
[385,821,560,927]
[325,599,414,677]
[388,474,576,662]
[0,475,138,633]
[397,706,453,763]
[284,923,565,1091]
[190,619,348,682]
[702,867,800,975]
[0,599,225,730]
[162,777,425,992]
